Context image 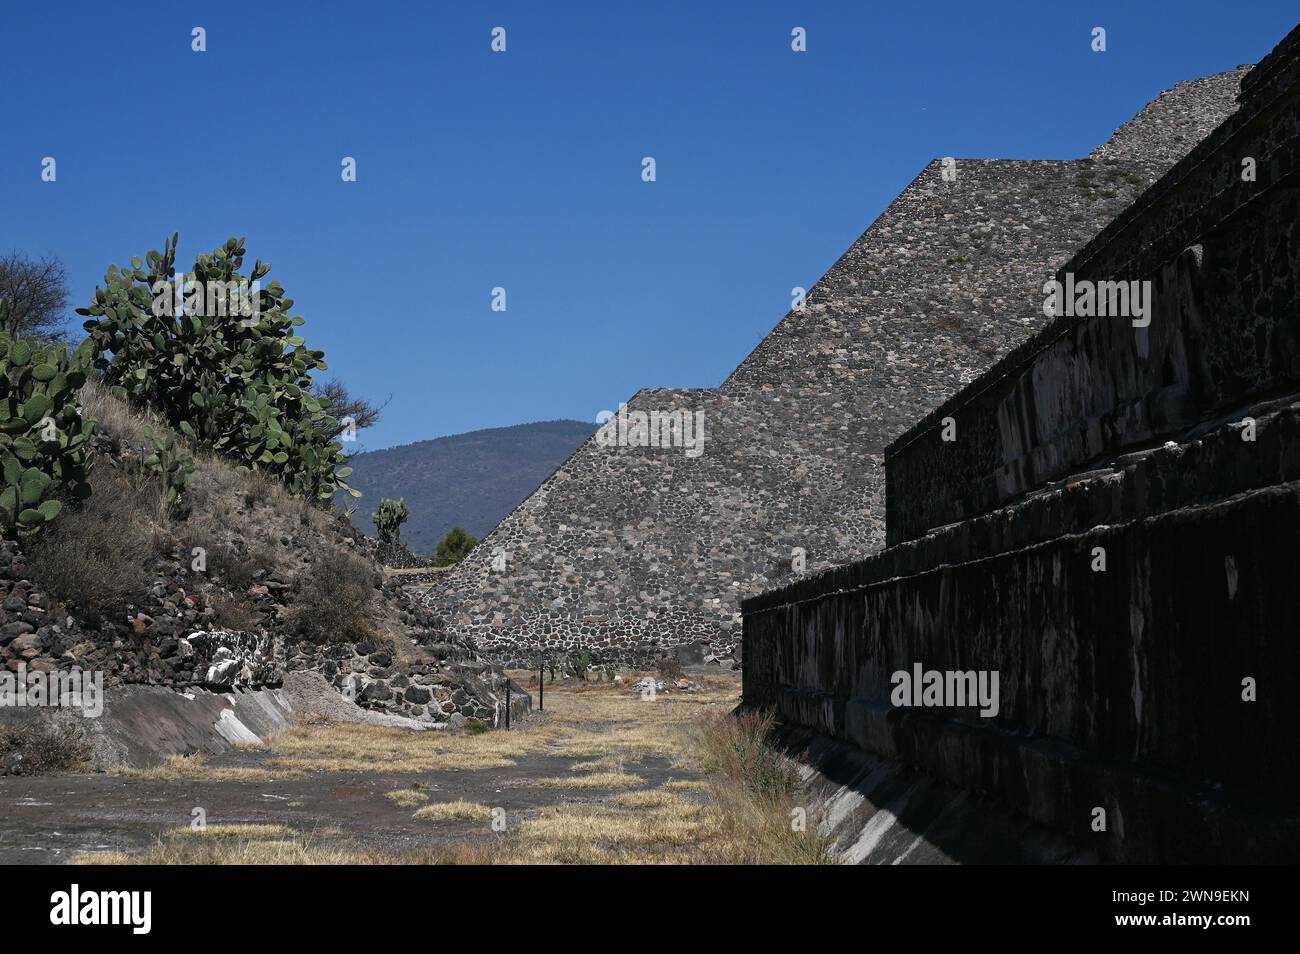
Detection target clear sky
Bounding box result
[3,1,1295,451]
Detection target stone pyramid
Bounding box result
[422,66,1250,668]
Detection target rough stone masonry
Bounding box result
[743,24,1300,863]
[422,62,1250,669]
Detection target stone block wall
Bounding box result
[744,480,1300,862]
[886,44,1295,544]
[743,24,1300,863]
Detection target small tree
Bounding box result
[0,252,70,341]
[435,526,477,566]
[373,498,409,545]
[314,378,385,443]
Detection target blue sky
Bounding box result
[3,1,1295,451]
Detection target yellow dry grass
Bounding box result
[117,673,741,783]
[569,757,625,773]
[182,824,297,838]
[412,800,492,821]
[82,674,837,865]
[530,771,643,790]
[663,779,711,792]
[70,824,349,866]
[113,753,280,782]
[607,789,697,810]
[385,788,429,807]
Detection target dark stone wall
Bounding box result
[744,481,1300,863]
[887,40,1299,545]
[744,24,1300,863]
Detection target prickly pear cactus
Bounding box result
[142,425,196,506]
[76,234,359,504]
[0,300,97,534]
[373,497,409,545]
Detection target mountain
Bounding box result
[342,420,597,553]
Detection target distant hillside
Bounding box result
[343,420,597,553]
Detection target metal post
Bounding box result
[505,679,511,730]
[539,660,544,711]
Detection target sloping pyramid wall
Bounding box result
[422,68,1247,668]
[741,25,1300,863]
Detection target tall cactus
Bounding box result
[76,235,359,503]
[373,498,409,545]
[0,300,97,534]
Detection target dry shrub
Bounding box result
[209,591,261,631]
[656,656,685,681]
[205,540,265,591]
[0,719,89,774]
[287,549,378,644]
[24,467,166,626]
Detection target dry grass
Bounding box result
[70,824,363,866]
[505,803,709,863]
[113,753,280,782]
[685,708,838,864]
[385,788,429,808]
[607,789,695,810]
[183,824,297,838]
[88,674,837,865]
[264,723,519,774]
[663,779,711,792]
[0,719,89,774]
[72,828,500,866]
[530,771,643,790]
[31,378,341,630]
[107,676,739,785]
[79,377,298,521]
[208,590,262,630]
[569,756,625,773]
[24,466,167,626]
[285,549,380,645]
[412,800,492,822]
[76,376,156,451]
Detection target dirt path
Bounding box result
[0,750,699,864]
[0,671,740,865]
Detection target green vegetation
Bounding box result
[564,649,592,681]
[0,300,97,535]
[373,497,408,545]
[77,234,359,505]
[434,525,477,566]
[142,425,195,510]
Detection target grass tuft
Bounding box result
[385,788,429,808]
[412,800,492,822]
